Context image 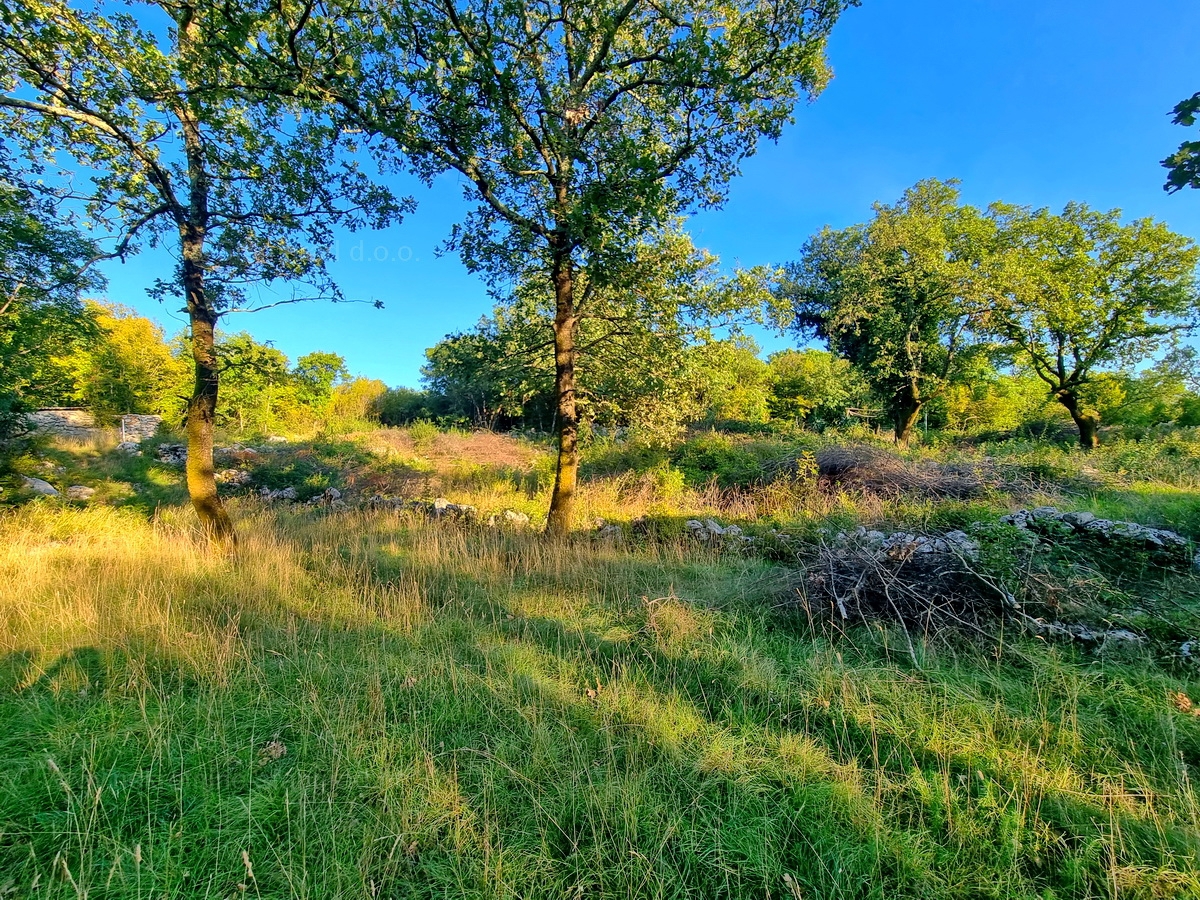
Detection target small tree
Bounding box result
[301,0,851,532]
[0,0,402,546]
[986,202,1199,448]
[777,180,995,444]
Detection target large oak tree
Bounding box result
[289,0,853,533]
[985,202,1199,448]
[777,180,996,444]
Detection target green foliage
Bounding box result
[778,180,997,441]
[373,387,442,427]
[766,348,864,426]
[1162,91,1200,193]
[0,169,102,414]
[67,302,189,422]
[985,200,1199,444]
[0,0,403,318]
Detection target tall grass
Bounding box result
[3,501,1200,898]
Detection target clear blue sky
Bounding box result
[99,0,1200,388]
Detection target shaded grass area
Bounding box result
[3,504,1200,899]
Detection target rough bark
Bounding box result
[181,249,236,549]
[546,250,578,537]
[179,91,236,549]
[1055,389,1100,450]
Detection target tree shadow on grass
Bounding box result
[3,519,1199,900]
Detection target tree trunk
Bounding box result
[546,252,578,537]
[179,92,236,549]
[182,252,236,549]
[893,387,923,446]
[1055,389,1100,450]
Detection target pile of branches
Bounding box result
[795,528,1155,658]
[798,530,1016,650]
[813,445,1000,500]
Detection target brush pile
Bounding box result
[800,527,1015,637]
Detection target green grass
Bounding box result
[2,496,1200,899]
[5,426,1200,898]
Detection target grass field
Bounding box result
[3,427,1200,899]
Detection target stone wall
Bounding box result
[27,408,98,439]
[119,414,163,441]
[27,409,163,442]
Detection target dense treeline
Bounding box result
[7,300,385,438]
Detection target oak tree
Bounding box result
[777,180,996,444]
[0,0,401,546]
[298,0,852,532]
[986,202,1199,448]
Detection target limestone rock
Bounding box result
[21,475,59,496]
[155,443,188,466]
[1000,507,1193,569]
[65,485,96,500]
[503,509,530,527]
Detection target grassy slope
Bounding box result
[2,430,1200,899]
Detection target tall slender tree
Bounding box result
[284,0,852,533]
[0,0,402,547]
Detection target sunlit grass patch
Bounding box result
[2,468,1200,898]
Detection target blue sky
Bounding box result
[99,0,1200,388]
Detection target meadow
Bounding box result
[3,425,1200,899]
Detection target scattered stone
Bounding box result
[265,436,289,444]
[215,468,253,486]
[829,525,979,560]
[1000,506,1193,569]
[367,494,406,511]
[1019,616,1145,648]
[215,444,260,464]
[502,509,530,527]
[155,443,188,466]
[260,486,298,502]
[420,498,477,522]
[596,522,624,541]
[21,475,59,497]
[65,485,96,501]
[306,487,344,508]
[684,518,752,547]
[115,441,143,456]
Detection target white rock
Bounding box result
[66,485,95,500]
[21,475,59,496]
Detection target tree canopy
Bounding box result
[985,201,1200,447]
[296,0,853,532]
[0,0,403,545]
[776,179,996,443]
